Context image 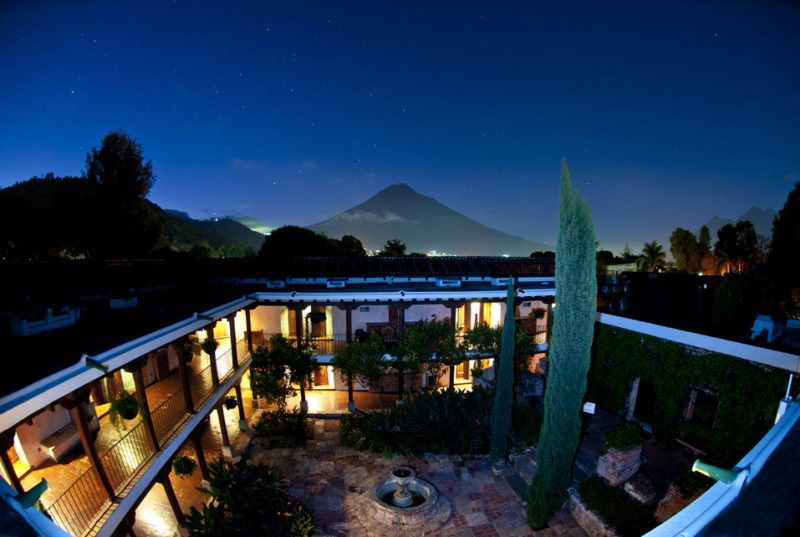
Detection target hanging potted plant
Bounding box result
[109,390,140,427]
[224,395,238,410]
[201,337,218,356]
[529,307,546,320]
[183,335,201,363]
[306,310,326,325]
[305,310,326,338]
[172,455,197,479]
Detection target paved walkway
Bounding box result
[245,418,587,537]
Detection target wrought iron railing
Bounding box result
[41,340,251,536]
[284,335,348,355]
[151,388,188,444]
[100,420,154,492]
[190,364,215,409]
[44,465,109,537]
[533,330,547,345]
[237,337,249,361]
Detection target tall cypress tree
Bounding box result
[526,162,597,527]
[490,276,516,460]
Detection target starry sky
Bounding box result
[1,1,799,255]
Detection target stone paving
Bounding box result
[246,418,588,537]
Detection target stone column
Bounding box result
[68,390,115,500]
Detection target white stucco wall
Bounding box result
[13,405,73,468]
[250,305,282,335]
[518,299,549,332]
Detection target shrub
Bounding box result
[399,386,494,455]
[603,421,648,452]
[340,387,494,457]
[578,475,656,537]
[340,410,411,459]
[671,463,714,497]
[184,458,317,537]
[254,408,311,447]
[512,403,543,445]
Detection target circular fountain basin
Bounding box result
[370,471,441,526]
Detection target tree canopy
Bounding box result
[259,226,367,258]
[379,238,407,256]
[669,227,697,271]
[767,181,800,317]
[86,130,162,258]
[714,220,759,274]
[0,130,162,260]
[639,241,666,272]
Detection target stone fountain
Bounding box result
[353,466,451,534]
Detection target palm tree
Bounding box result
[640,241,666,272]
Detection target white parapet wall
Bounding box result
[596,313,800,374]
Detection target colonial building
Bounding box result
[0,256,554,537]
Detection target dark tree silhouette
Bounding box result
[767,181,800,316]
[714,220,757,274]
[259,226,342,257]
[640,241,666,272]
[670,227,697,271]
[380,238,407,256]
[85,130,162,258]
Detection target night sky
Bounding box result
[1,1,799,255]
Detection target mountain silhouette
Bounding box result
[308,183,551,256]
[703,207,776,240]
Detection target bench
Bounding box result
[40,417,99,463]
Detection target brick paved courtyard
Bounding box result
[142,416,588,537]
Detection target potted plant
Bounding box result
[109,390,140,427]
[602,421,648,454]
[529,307,546,320]
[596,421,649,486]
[201,337,218,356]
[305,310,326,338]
[183,335,201,363]
[172,454,197,479]
[224,395,238,410]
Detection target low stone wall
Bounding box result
[654,484,703,523]
[567,489,619,537]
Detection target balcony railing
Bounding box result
[151,389,189,444]
[101,420,154,493]
[45,465,110,537]
[190,365,215,409]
